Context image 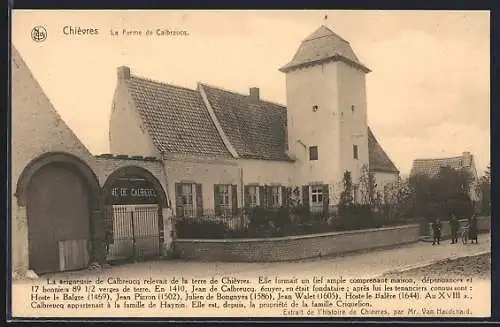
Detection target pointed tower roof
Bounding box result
[279,25,370,73]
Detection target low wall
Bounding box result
[427,216,491,239]
[174,224,420,262]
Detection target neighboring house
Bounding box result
[409,151,480,203]
[109,25,399,217]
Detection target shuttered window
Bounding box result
[245,185,259,208]
[214,184,237,216]
[175,183,203,217]
[270,186,281,208]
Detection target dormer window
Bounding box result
[312,105,319,112]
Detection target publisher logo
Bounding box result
[31,26,47,42]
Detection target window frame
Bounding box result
[218,184,232,214]
[270,186,281,208]
[310,185,324,205]
[178,183,196,217]
[247,185,259,208]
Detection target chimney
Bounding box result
[249,87,260,101]
[462,151,472,167]
[117,66,131,80]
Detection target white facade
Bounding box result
[284,59,370,189]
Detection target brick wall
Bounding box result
[174,224,420,262]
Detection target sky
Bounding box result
[11,10,490,176]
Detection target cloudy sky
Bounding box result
[12,10,490,176]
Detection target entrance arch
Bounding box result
[102,166,168,262]
[15,152,102,274]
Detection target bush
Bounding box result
[175,218,228,238]
[335,204,382,231]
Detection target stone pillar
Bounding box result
[161,208,178,258]
[12,203,29,277]
[90,209,106,265]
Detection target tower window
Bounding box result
[353,145,358,159]
[351,105,355,112]
[312,105,319,112]
[309,146,318,161]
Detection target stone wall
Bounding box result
[174,224,420,262]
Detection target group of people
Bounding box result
[431,214,479,245]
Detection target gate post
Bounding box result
[130,210,137,262]
[158,206,164,257]
[90,209,106,265]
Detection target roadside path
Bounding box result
[33,233,490,281]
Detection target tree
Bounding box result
[383,177,414,221]
[484,164,491,183]
[478,163,491,215]
[339,171,354,208]
[409,166,474,220]
[358,165,382,209]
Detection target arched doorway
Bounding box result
[102,166,168,263]
[16,152,102,274]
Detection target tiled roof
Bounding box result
[368,128,399,173]
[126,76,232,157]
[124,72,397,169]
[410,153,474,177]
[279,25,370,73]
[200,84,291,161]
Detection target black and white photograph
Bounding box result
[10,10,491,318]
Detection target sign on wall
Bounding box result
[106,176,158,205]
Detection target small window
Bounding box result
[309,146,318,161]
[353,145,358,159]
[312,105,319,112]
[351,105,355,112]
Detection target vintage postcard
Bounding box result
[10,10,491,319]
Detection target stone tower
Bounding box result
[280,25,371,202]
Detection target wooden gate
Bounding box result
[27,163,91,274]
[104,204,161,262]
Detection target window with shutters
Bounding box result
[176,183,198,217]
[270,186,281,208]
[248,186,258,207]
[218,184,232,214]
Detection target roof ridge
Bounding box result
[129,74,197,93]
[414,156,464,162]
[199,82,286,109]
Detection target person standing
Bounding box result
[432,217,442,245]
[470,215,479,244]
[450,215,460,244]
